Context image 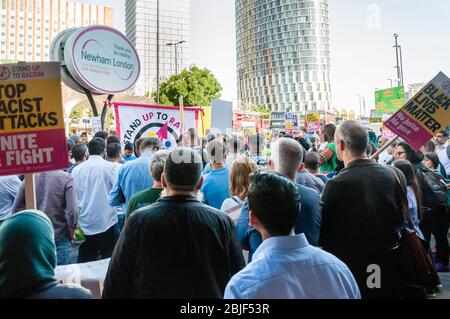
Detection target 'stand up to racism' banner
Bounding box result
[0,62,68,176]
[385,72,450,150]
[113,103,200,150]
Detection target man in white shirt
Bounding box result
[436,130,450,176]
[225,172,360,299]
[72,138,119,263]
[0,175,22,222]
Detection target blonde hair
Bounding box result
[229,156,259,199]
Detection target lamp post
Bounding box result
[393,34,404,87]
[166,40,186,75]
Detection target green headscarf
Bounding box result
[0,210,57,298]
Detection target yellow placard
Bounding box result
[306,112,320,123]
[0,78,65,134]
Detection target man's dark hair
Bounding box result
[164,147,202,191]
[124,142,134,152]
[88,137,106,156]
[80,132,88,138]
[140,137,161,152]
[248,173,300,236]
[207,139,227,163]
[67,138,75,153]
[227,136,242,154]
[93,131,109,140]
[323,123,337,142]
[337,121,368,155]
[134,138,144,157]
[106,135,121,146]
[304,152,320,170]
[72,143,88,162]
[107,143,122,160]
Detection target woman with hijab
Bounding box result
[0,210,91,299]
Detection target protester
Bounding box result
[72,138,119,263]
[184,128,208,168]
[201,140,230,209]
[392,160,425,239]
[125,150,169,221]
[93,131,109,141]
[0,175,22,223]
[304,152,330,184]
[11,170,78,266]
[319,124,338,174]
[377,137,394,165]
[395,141,449,272]
[67,138,75,164]
[320,121,405,299]
[296,157,325,193]
[436,131,450,177]
[102,148,245,298]
[106,135,121,146]
[109,137,161,232]
[225,173,360,299]
[123,143,137,162]
[106,143,123,164]
[221,156,258,223]
[225,136,243,167]
[0,210,91,299]
[247,133,268,168]
[67,143,88,174]
[236,138,321,262]
[134,137,144,158]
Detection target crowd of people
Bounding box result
[0,120,449,299]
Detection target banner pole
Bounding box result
[179,95,184,133]
[24,174,37,210]
[370,136,399,160]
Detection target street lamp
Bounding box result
[166,40,186,75]
[393,34,404,87]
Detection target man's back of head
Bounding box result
[248,172,300,237]
[107,143,122,162]
[304,152,320,173]
[163,147,203,192]
[94,131,109,141]
[72,143,88,163]
[150,150,170,182]
[207,139,227,165]
[88,138,106,157]
[227,136,242,154]
[335,121,368,164]
[140,137,161,154]
[106,135,121,146]
[270,138,303,180]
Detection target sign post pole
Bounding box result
[179,95,184,133]
[24,174,37,210]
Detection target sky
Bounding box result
[92,0,450,114]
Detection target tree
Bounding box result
[251,104,271,119]
[152,66,222,106]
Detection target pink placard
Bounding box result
[384,110,432,150]
[306,122,321,132]
[0,129,69,176]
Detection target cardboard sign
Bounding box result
[113,103,199,150]
[384,72,450,150]
[306,112,320,132]
[284,112,299,135]
[0,62,68,176]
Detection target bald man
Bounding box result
[319,121,406,299]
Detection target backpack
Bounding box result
[420,169,448,210]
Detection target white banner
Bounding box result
[113,103,199,150]
[55,258,110,299]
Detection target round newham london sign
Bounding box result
[63,25,140,94]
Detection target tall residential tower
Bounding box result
[236,0,331,112]
[0,0,113,63]
[126,0,190,96]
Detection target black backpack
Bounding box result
[419,169,448,210]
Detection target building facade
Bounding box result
[126,0,190,97]
[236,0,331,112]
[0,0,113,63]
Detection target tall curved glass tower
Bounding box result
[236,0,331,112]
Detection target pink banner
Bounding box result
[384,110,432,150]
[0,129,69,176]
[306,122,320,132]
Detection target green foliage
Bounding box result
[251,104,271,119]
[151,66,222,106]
[69,105,93,120]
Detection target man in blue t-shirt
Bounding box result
[201,139,230,210]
